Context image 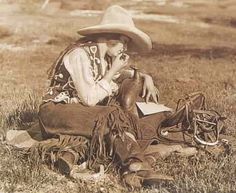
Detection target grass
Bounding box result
[0,0,236,192]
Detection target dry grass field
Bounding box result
[0,0,236,192]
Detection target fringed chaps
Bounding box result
[88,104,140,169]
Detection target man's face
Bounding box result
[107,35,129,57]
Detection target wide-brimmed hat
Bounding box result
[77,5,152,53]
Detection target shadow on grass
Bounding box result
[201,17,236,28]
[149,42,236,59]
[3,94,39,132]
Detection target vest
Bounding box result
[42,42,105,104]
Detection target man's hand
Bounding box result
[141,74,159,103]
[111,53,130,72]
[103,53,129,83]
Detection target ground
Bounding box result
[0,0,236,192]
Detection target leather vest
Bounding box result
[42,42,102,104]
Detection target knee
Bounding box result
[38,103,48,116]
[38,102,55,120]
[38,103,55,138]
[38,105,45,120]
[117,78,142,111]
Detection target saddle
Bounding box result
[158,92,226,147]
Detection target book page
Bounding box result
[136,102,173,116]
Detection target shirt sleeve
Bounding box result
[63,48,112,106]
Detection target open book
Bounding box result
[136,102,173,116]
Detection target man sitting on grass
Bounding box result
[37,5,217,188]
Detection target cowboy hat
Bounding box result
[77,5,152,53]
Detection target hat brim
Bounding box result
[77,24,152,53]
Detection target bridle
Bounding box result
[159,92,226,147]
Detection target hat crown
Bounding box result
[100,5,135,27]
[77,5,152,52]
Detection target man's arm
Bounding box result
[119,68,159,103]
[63,48,112,106]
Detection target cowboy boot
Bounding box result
[122,158,174,189]
[57,150,79,176]
[122,168,174,189]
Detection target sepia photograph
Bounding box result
[0,0,236,192]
